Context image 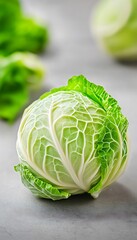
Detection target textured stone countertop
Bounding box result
[0,0,137,239]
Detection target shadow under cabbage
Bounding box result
[32,182,136,220]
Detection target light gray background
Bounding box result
[0,0,137,239]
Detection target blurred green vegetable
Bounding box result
[0,0,21,30]
[92,0,137,60]
[0,52,44,122]
[0,0,49,55]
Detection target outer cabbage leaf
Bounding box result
[15,75,128,200]
[14,163,70,200]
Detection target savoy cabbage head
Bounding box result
[15,75,128,200]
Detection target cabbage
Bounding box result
[92,0,137,60]
[15,75,128,200]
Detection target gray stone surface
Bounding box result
[0,0,137,239]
